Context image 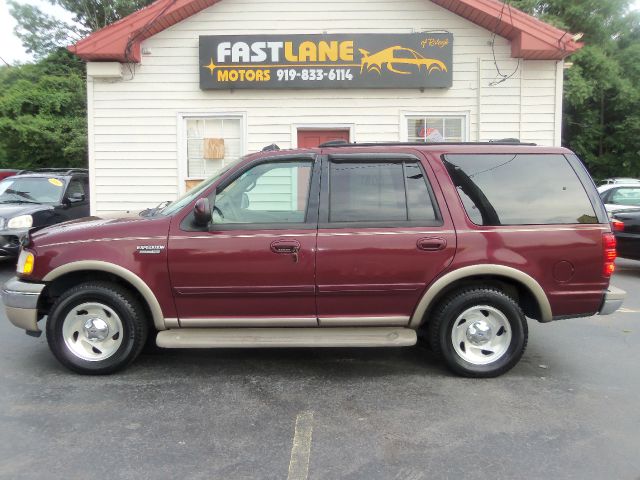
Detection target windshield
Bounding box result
[0,177,65,204]
[158,159,243,216]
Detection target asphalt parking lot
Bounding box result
[0,260,639,480]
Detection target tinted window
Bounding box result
[444,154,597,225]
[405,163,437,221]
[329,161,437,223]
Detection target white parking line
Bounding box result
[287,411,314,480]
[618,308,640,313]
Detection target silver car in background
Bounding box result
[598,183,640,212]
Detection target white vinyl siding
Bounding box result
[87,0,562,214]
[521,60,560,146]
[246,166,301,211]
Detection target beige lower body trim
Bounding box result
[179,317,318,327]
[156,327,417,348]
[5,305,40,333]
[177,316,409,328]
[318,316,409,327]
[164,317,180,328]
[43,260,167,331]
[409,264,553,327]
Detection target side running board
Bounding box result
[156,327,417,348]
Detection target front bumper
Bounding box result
[598,285,626,315]
[2,277,45,333]
[0,229,29,257]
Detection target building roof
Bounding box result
[69,0,581,63]
[430,0,581,60]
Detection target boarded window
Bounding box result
[186,118,241,178]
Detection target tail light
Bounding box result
[603,232,617,277]
[611,219,625,232]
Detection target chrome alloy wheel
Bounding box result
[451,305,512,365]
[62,302,124,361]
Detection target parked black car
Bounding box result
[0,169,89,258]
[610,208,640,261]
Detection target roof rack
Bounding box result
[316,140,538,148]
[318,140,350,148]
[16,168,88,176]
[488,138,522,143]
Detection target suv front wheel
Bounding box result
[46,281,148,374]
[428,288,528,377]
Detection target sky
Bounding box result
[2,0,640,65]
[0,0,73,65]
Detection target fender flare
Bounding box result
[42,260,166,330]
[409,264,553,328]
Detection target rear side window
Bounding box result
[329,161,437,223]
[608,187,640,206]
[67,178,86,197]
[444,154,597,225]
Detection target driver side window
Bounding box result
[66,178,87,200]
[212,160,313,224]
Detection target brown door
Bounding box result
[297,129,350,148]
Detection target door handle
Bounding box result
[417,237,447,251]
[270,239,301,262]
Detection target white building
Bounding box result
[71,0,581,215]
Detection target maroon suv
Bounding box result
[2,143,625,377]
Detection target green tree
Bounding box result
[8,0,154,59]
[511,0,640,179]
[3,0,155,169]
[0,49,87,169]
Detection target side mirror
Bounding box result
[194,198,211,226]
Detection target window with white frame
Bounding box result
[186,117,242,178]
[406,115,466,142]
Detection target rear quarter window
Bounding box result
[444,153,598,225]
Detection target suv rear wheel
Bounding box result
[46,282,148,375]
[427,288,528,377]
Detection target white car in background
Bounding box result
[598,183,640,212]
[598,177,640,186]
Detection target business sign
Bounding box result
[199,33,453,90]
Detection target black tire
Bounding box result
[415,329,433,351]
[142,329,163,355]
[427,288,528,378]
[46,281,148,375]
